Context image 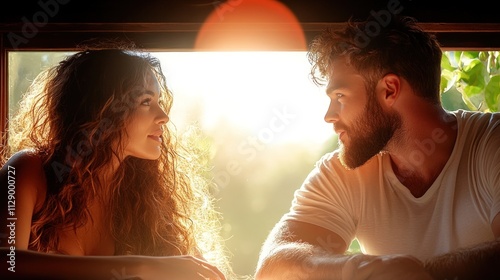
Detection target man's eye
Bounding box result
[336,93,344,98]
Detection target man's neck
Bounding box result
[386,107,458,197]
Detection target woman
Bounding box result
[0,48,231,279]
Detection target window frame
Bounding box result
[2,22,500,144]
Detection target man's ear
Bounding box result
[377,74,401,108]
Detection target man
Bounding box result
[255,15,500,279]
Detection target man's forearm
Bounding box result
[255,242,352,280]
[424,239,500,280]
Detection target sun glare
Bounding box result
[195,0,306,51]
[156,51,332,145]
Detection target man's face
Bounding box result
[324,59,401,169]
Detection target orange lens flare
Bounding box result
[195,0,306,51]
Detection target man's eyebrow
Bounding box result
[325,82,346,95]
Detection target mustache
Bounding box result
[333,123,348,132]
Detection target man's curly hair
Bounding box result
[308,15,442,104]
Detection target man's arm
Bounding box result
[255,220,433,280]
[424,213,500,280]
[255,220,348,280]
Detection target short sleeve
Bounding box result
[281,152,357,247]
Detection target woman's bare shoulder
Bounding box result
[2,149,45,173]
[1,149,47,210]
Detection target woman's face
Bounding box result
[122,72,169,160]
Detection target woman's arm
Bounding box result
[1,150,46,249]
[1,248,225,280]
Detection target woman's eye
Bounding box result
[140,98,152,106]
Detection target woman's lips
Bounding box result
[148,135,162,143]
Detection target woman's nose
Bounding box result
[156,107,169,125]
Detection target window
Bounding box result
[6,48,500,275]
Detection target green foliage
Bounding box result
[441,51,500,112]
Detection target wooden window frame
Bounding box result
[1,22,500,143]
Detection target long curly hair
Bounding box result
[3,47,232,275]
[308,15,443,104]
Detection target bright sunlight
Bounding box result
[156,51,332,145]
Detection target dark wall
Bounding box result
[2,0,499,50]
[1,0,499,24]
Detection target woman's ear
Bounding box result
[377,74,401,108]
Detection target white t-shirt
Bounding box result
[282,110,500,261]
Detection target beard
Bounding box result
[338,93,402,169]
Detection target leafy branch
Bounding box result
[441,51,500,112]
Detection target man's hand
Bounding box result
[342,254,434,280]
